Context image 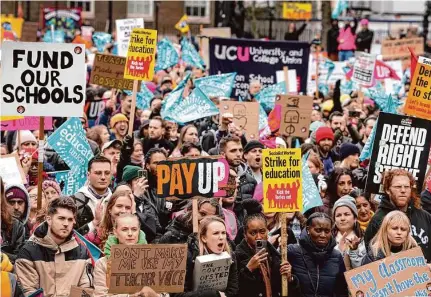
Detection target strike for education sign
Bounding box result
[367,112,431,194]
[0,42,86,117]
[405,56,431,120]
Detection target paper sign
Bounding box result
[193,252,231,291]
[199,27,231,68]
[345,247,431,297]
[69,286,94,297]
[275,69,298,93]
[0,154,26,185]
[352,52,376,87]
[1,15,24,41]
[219,101,260,141]
[0,116,23,121]
[115,18,144,57]
[0,117,53,131]
[263,148,302,212]
[366,112,431,194]
[381,37,424,61]
[109,244,187,294]
[278,94,313,139]
[282,2,312,20]
[124,28,157,81]
[0,42,86,117]
[156,157,232,199]
[405,56,431,120]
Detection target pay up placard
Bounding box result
[405,56,431,120]
[278,94,313,139]
[366,112,431,194]
[109,244,187,294]
[263,148,302,213]
[0,42,86,117]
[218,101,260,141]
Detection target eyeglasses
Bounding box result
[391,185,411,191]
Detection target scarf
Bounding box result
[358,211,375,231]
[88,186,111,201]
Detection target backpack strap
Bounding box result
[73,192,90,210]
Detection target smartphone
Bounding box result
[138,169,147,179]
[349,110,360,118]
[255,240,267,253]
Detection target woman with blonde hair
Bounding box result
[362,211,418,265]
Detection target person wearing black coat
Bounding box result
[284,22,307,41]
[355,19,374,53]
[327,19,340,61]
[1,218,25,263]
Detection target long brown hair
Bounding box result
[198,216,230,256]
[1,177,13,235]
[174,124,198,152]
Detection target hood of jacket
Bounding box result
[299,229,337,263]
[5,183,31,225]
[104,230,147,258]
[30,221,78,252]
[77,185,112,210]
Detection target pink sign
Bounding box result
[0,117,53,131]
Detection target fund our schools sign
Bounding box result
[0,42,86,117]
[209,38,309,100]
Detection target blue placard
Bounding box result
[194,72,236,98]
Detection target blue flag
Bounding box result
[258,104,268,131]
[255,82,287,113]
[163,87,219,124]
[194,72,236,98]
[55,167,88,196]
[74,230,102,263]
[323,58,335,82]
[175,72,191,91]
[92,32,112,52]
[359,119,378,162]
[302,152,323,214]
[161,86,185,118]
[136,84,155,110]
[332,0,348,19]
[181,38,205,69]
[155,38,179,72]
[43,30,65,43]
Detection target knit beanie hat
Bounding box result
[42,180,62,195]
[340,143,360,161]
[244,140,265,154]
[110,114,128,128]
[315,127,334,143]
[4,184,28,202]
[309,121,325,134]
[14,130,37,150]
[333,195,358,218]
[122,165,142,182]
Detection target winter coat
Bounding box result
[134,194,159,243]
[5,184,31,239]
[15,222,92,297]
[287,230,348,297]
[233,163,258,225]
[142,185,172,232]
[172,234,239,297]
[421,190,431,215]
[361,245,406,266]
[1,219,25,263]
[364,195,431,262]
[355,29,374,52]
[337,24,357,51]
[284,24,307,41]
[157,215,192,244]
[327,26,340,54]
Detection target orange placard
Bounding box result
[405,56,431,120]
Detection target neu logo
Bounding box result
[214,45,249,62]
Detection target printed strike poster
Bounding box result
[367,112,431,194]
[405,56,431,120]
[124,28,157,81]
[263,148,302,213]
[282,2,312,20]
[0,42,86,117]
[1,15,24,42]
[115,18,144,57]
[352,51,376,87]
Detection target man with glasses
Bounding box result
[5,184,31,239]
[364,169,431,262]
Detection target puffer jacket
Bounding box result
[1,218,25,263]
[337,23,357,51]
[157,215,192,244]
[355,29,374,52]
[287,230,348,297]
[234,163,258,225]
[364,195,431,262]
[15,222,92,297]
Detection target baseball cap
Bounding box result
[102,139,122,152]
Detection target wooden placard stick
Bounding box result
[128,80,138,136]
[17,129,21,151]
[37,116,45,210]
[315,46,320,100]
[281,212,289,296]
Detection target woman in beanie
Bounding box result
[42,180,62,203]
[332,195,366,270]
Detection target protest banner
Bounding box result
[262,148,302,213]
[182,38,205,69]
[345,247,431,297]
[1,15,24,42]
[381,37,424,61]
[115,18,144,57]
[209,38,309,99]
[156,156,232,199]
[193,252,232,291]
[155,38,179,72]
[351,52,376,87]
[194,73,236,98]
[199,27,231,67]
[366,112,431,194]
[69,286,94,297]
[0,154,26,185]
[282,2,312,20]
[0,42,86,117]
[109,244,187,294]
[275,69,298,93]
[41,7,81,40]
[0,117,53,131]
[90,53,139,90]
[278,94,313,139]
[405,56,431,120]
[219,101,260,140]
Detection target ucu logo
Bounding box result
[214,45,249,62]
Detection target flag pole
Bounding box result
[37,116,45,210]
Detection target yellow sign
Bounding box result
[0,116,24,121]
[175,14,190,34]
[405,56,431,120]
[263,148,302,213]
[1,15,24,41]
[282,2,312,20]
[123,28,157,81]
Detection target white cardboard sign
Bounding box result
[0,154,26,185]
[193,252,231,291]
[0,42,86,117]
[351,51,376,87]
[115,18,144,57]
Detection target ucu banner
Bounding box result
[210,38,309,99]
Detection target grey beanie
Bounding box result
[333,195,358,218]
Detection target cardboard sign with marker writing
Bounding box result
[90,53,140,90]
[69,286,94,297]
[278,94,313,139]
[219,101,260,141]
[193,252,232,291]
[345,247,431,297]
[381,37,424,61]
[0,153,26,185]
[109,244,187,294]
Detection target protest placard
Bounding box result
[193,252,232,291]
[345,247,431,297]
[109,244,187,294]
[0,117,53,131]
[351,52,376,87]
[199,27,231,68]
[69,286,94,297]
[278,94,313,139]
[218,101,260,140]
[282,2,312,20]
[366,112,431,194]
[1,15,24,42]
[381,37,424,61]
[124,28,157,81]
[0,42,86,117]
[275,69,298,93]
[263,148,302,212]
[156,157,232,199]
[42,8,82,37]
[116,18,144,57]
[405,56,431,120]
[90,53,139,90]
[0,154,26,185]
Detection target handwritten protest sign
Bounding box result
[0,42,86,117]
[381,37,424,61]
[282,2,312,20]
[263,148,302,212]
[345,247,431,297]
[352,52,376,87]
[124,28,157,81]
[366,112,431,194]
[116,18,144,57]
[69,286,94,297]
[0,117,53,131]
[90,53,139,90]
[193,252,232,291]
[219,101,260,141]
[405,56,431,120]
[278,94,313,139]
[109,244,187,294]
[0,154,26,185]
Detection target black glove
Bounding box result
[122,134,135,157]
